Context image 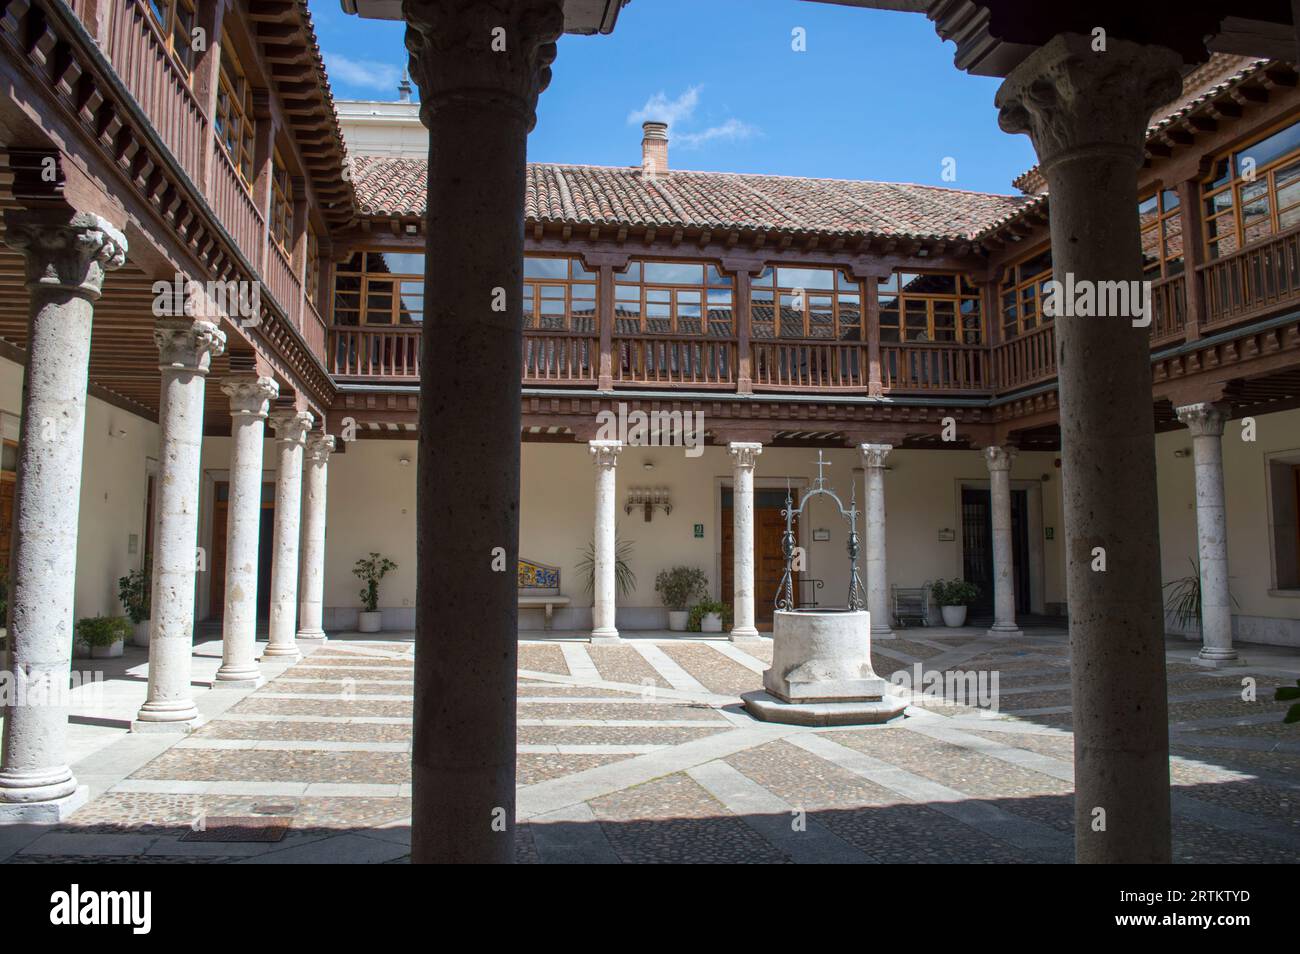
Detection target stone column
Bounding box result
[860,444,895,640]
[264,409,313,660]
[590,439,623,642]
[134,318,226,732]
[728,442,762,640]
[984,446,1022,637]
[213,374,278,687]
[297,433,335,643]
[1175,402,1238,665]
[997,34,1182,863]
[405,0,563,865]
[0,210,125,821]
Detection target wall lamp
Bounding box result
[626,486,671,521]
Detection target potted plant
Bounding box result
[1163,557,1239,640]
[577,534,636,599]
[118,563,151,647]
[655,566,707,632]
[688,600,732,633]
[76,615,130,659]
[930,578,979,627]
[353,552,397,633]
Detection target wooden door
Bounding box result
[722,488,794,630]
[209,481,275,619]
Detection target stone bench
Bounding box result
[518,558,570,631]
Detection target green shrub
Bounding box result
[930,578,979,607]
[76,615,131,648]
[353,553,397,612]
[687,600,732,632]
[118,564,150,624]
[655,567,707,611]
[577,534,636,598]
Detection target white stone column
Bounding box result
[728,442,763,641]
[0,210,126,821]
[133,318,226,732]
[213,374,278,687]
[589,439,622,643]
[1175,402,1238,665]
[264,409,313,659]
[860,443,896,640]
[984,445,1022,637]
[297,433,335,643]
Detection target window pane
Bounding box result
[777,267,835,290]
[1236,119,1300,174]
[524,257,568,280]
[644,261,703,284]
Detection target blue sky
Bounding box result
[309,0,1038,195]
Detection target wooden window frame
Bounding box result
[305,226,320,306]
[614,259,735,337]
[332,250,425,326]
[997,249,1052,340]
[523,256,598,333]
[144,0,198,78]
[215,41,256,189]
[269,151,295,256]
[1202,116,1300,260]
[749,265,859,342]
[880,271,983,344]
[1139,188,1184,280]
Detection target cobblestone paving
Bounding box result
[29,630,1300,864]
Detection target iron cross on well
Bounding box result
[813,449,830,489]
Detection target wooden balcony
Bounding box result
[1200,225,1300,331]
[331,326,421,378]
[752,341,865,391]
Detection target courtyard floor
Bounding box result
[1,626,1298,863]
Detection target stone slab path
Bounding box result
[4,628,1298,863]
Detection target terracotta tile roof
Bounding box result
[349,156,1028,241]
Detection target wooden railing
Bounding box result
[104,1,208,178]
[880,341,988,393]
[993,323,1057,391]
[523,332,598,384]
[302,299,327,364]
[209,146,265,267]
[264,243,301,329]
[614,336,736,387]
[1150,272,1187,344]
[331,327,421,378]
[1200,226,1300,330]
[751,341,866,391]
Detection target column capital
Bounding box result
[221,375,278,419]
[404,0,564,132]
[728,441,762,470]
[3,209,127,299]
[269,409,314,445]
[1175,401,1230,438]
[154,318,225,373]
[995,34,1182,173]
[306,433,336,463]
[984,445,1017,473]
[589,439,622,469]
[860,443,892,469]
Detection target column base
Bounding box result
[296,630,329,645]
[208,670,265,690]
[261,644,302,661]
[0,785,88,824]
[590,628,620,645]
[870,627,898,641]
[729,627,764,642]
[1194,648,1243,668]
[986,622,1022,639]
[132,700,202,733]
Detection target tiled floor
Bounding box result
[4,627,1299,863]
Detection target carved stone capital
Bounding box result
[860,443,892,469]
[3,209,127,299]
[589,439,622,469]
[269,410,314,446]
[154,318,225,374]
[995,34,1182,172]
[984,445,1017,473]
[221,375,279,419]
[306,433,336,464]
[403,0,564,131]
[1175,402,1229,439]
[728,441,762,470]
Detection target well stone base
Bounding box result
[742,690,907,726]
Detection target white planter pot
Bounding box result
[91,640,124,658]
[941,605,968,628]
[667,610,689,632]
[132,620,151,647]
[358,611,383,633]
[701,612,723,633]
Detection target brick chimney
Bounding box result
[641,121,668,178]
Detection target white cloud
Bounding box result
[324,52,404,92]
[627,86,702,127]
[676,118,759,150]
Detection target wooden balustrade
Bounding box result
[1150,272,1187,344]
[751,340,867,391]
[331,327,421,378]
[264,243,301,328]
[302,299,327,364]
[523,332,598,384]
[614,336,736,387]
[105,1,207,178]
[1199,225,1300,330]
[879,341,988,393]
[993,323,1057,392]
[209,146,265,266]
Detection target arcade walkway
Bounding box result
[1,629,1296,863]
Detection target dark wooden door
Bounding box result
[962,486,1030,618]
[722,488,793,630]
[209,481,275,619]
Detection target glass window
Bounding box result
[880,272,983,343]
[996,250,1052,340]
[270,151,294,255]
[615,259,733,336]
[1139,189,1184,279]
[331,250,424,325]
[523,257,597,333]
[751,266,860,340]
[215,42,255,186]
[1204,118,1300,259]
[146,0,197,75]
